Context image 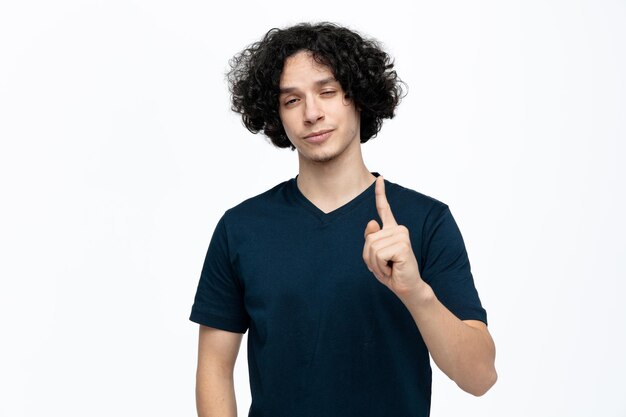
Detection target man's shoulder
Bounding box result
[386,177,449,217]
[221,178,292,221]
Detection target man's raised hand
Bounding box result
[363,176,424,296]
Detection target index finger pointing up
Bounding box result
[375,176,397,228]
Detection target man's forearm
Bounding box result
[196,373,237,417]
[397,283,497,396]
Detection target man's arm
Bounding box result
[397,284,497,396]
[196,325,243,417]
[362,176,497,396]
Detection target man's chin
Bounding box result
[295,147,333,163]
[313,155,335,163]
[305,151,336,164]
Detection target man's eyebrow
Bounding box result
[279,77,338,94]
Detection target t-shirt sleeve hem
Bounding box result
[454,310,488,326]
[189,310,249,334]
[459,316,488,326]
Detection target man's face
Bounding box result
[278,50,361,163]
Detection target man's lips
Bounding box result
[304,129,334,142]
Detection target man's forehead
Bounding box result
[279,76,338,94]
[279,51,337,88]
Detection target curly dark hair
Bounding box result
[226,22,406,150]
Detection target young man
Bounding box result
[190,22,497,417]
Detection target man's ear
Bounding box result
[343,94,360,112]
[342,93,358,109]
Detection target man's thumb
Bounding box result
[364,219,381,238]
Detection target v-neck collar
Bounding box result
[289,172,381,225]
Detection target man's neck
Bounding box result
[295,157,377,215]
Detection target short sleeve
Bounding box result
[420,205,488,325]
[189,214,250,333]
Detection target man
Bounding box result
[190,22,497,417]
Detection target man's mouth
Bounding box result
[304,129,334,143]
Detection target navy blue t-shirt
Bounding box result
[190,172,487,417]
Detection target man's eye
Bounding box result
[321,91,336,96]
[285,98,298,105]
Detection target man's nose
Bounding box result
[303,97,324,123]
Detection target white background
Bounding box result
[1,1,625,416]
